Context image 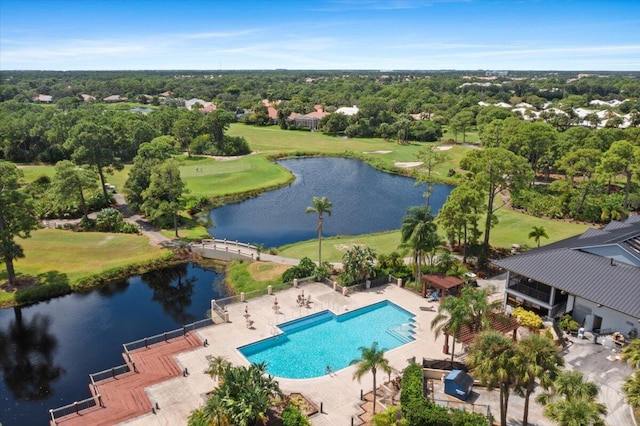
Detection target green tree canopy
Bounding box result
[141,159,187,237]
[460,147,533,254]
[0,161,39,287]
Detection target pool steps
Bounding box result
[386,321,417,344]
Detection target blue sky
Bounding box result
[1,0,639,71]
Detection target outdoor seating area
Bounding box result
[296,291,312,308]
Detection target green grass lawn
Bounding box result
[5,124,594,303]
[228,123,473,180]
[175,153,294,198]
[278,213,591,263]
[0,229,168,306]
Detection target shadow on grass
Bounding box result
[13,271,71,306]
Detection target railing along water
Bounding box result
[123,317,213,362]
[50,316,214,423]
[49,395,100,425]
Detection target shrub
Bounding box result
[96,208,124,232]
[400,361,488,426]
[558,314,580,332]
[282,403,310,426]
[281,257,316,283]
[512,307,543,330]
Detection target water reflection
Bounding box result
[141,264,196,324]
[0,262,227,426]
[0,309,64,401]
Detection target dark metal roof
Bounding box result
[535,215,640,261]
[494,248,640,318]
[494,215,640,318]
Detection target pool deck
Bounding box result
[116,281,450,425]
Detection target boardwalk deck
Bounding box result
[53,333,202,426]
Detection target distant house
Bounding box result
[336,105,359,116]
[267,107,278,123]
[80,94,96,102]
[293,110,329,130]
[104,95,127,103]
[201,104,217,114]
[32,94,53,103]
[185,98,214,111]
[494,215,640,340]
[515,102,533,109]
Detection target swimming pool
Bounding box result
[238,300,416,379]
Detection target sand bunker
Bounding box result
[434,145,453,151]
[363,150,392,154]
[394,162,423,168]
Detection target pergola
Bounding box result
[422,274,464,301]
[442,312,520,355]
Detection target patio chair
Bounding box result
[305,295,312,307]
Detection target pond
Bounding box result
[1,156,454,425]
[209,157,454,247]
[0,263,228,426]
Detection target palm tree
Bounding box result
[372,405,406,426]
[305,196,333,266]
[622,339,640,409]
[400,206,438,297]
[207,355,231,383]
[623,370,640,409]
[467,330,518,426]
[622,338,640,369]
[350,342,392,416]
[195,362,282,426]
[514,333,564,426]
[537,370,606,426]
[544,397,607,426]
[431,286,497,368]
[528,225,549,248]
[431,292,471,368]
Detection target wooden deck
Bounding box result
[53,333,202,426]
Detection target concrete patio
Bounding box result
[116,279,635,426]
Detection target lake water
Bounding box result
[0,263,227,426]
[1,157,453,425]
[209,157,454,247]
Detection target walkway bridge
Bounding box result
[190,238,260,261]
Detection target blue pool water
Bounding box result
[238,301,416,379]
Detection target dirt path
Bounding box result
[113,193,171,247]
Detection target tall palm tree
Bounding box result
[622,340,640,409]
[537,370,606,426]
[431,292,471,368]
[400,206,438,297]
[514,333,564,426]
[431,286,497,368]
[350,342,392,416]
[528,225,549,248]
[623,370,640,409]
[305,196,333,266]
[467,330,518,426]
[622,338,640,369]
[544,397,607,426]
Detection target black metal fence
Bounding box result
[49,395,100,425]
